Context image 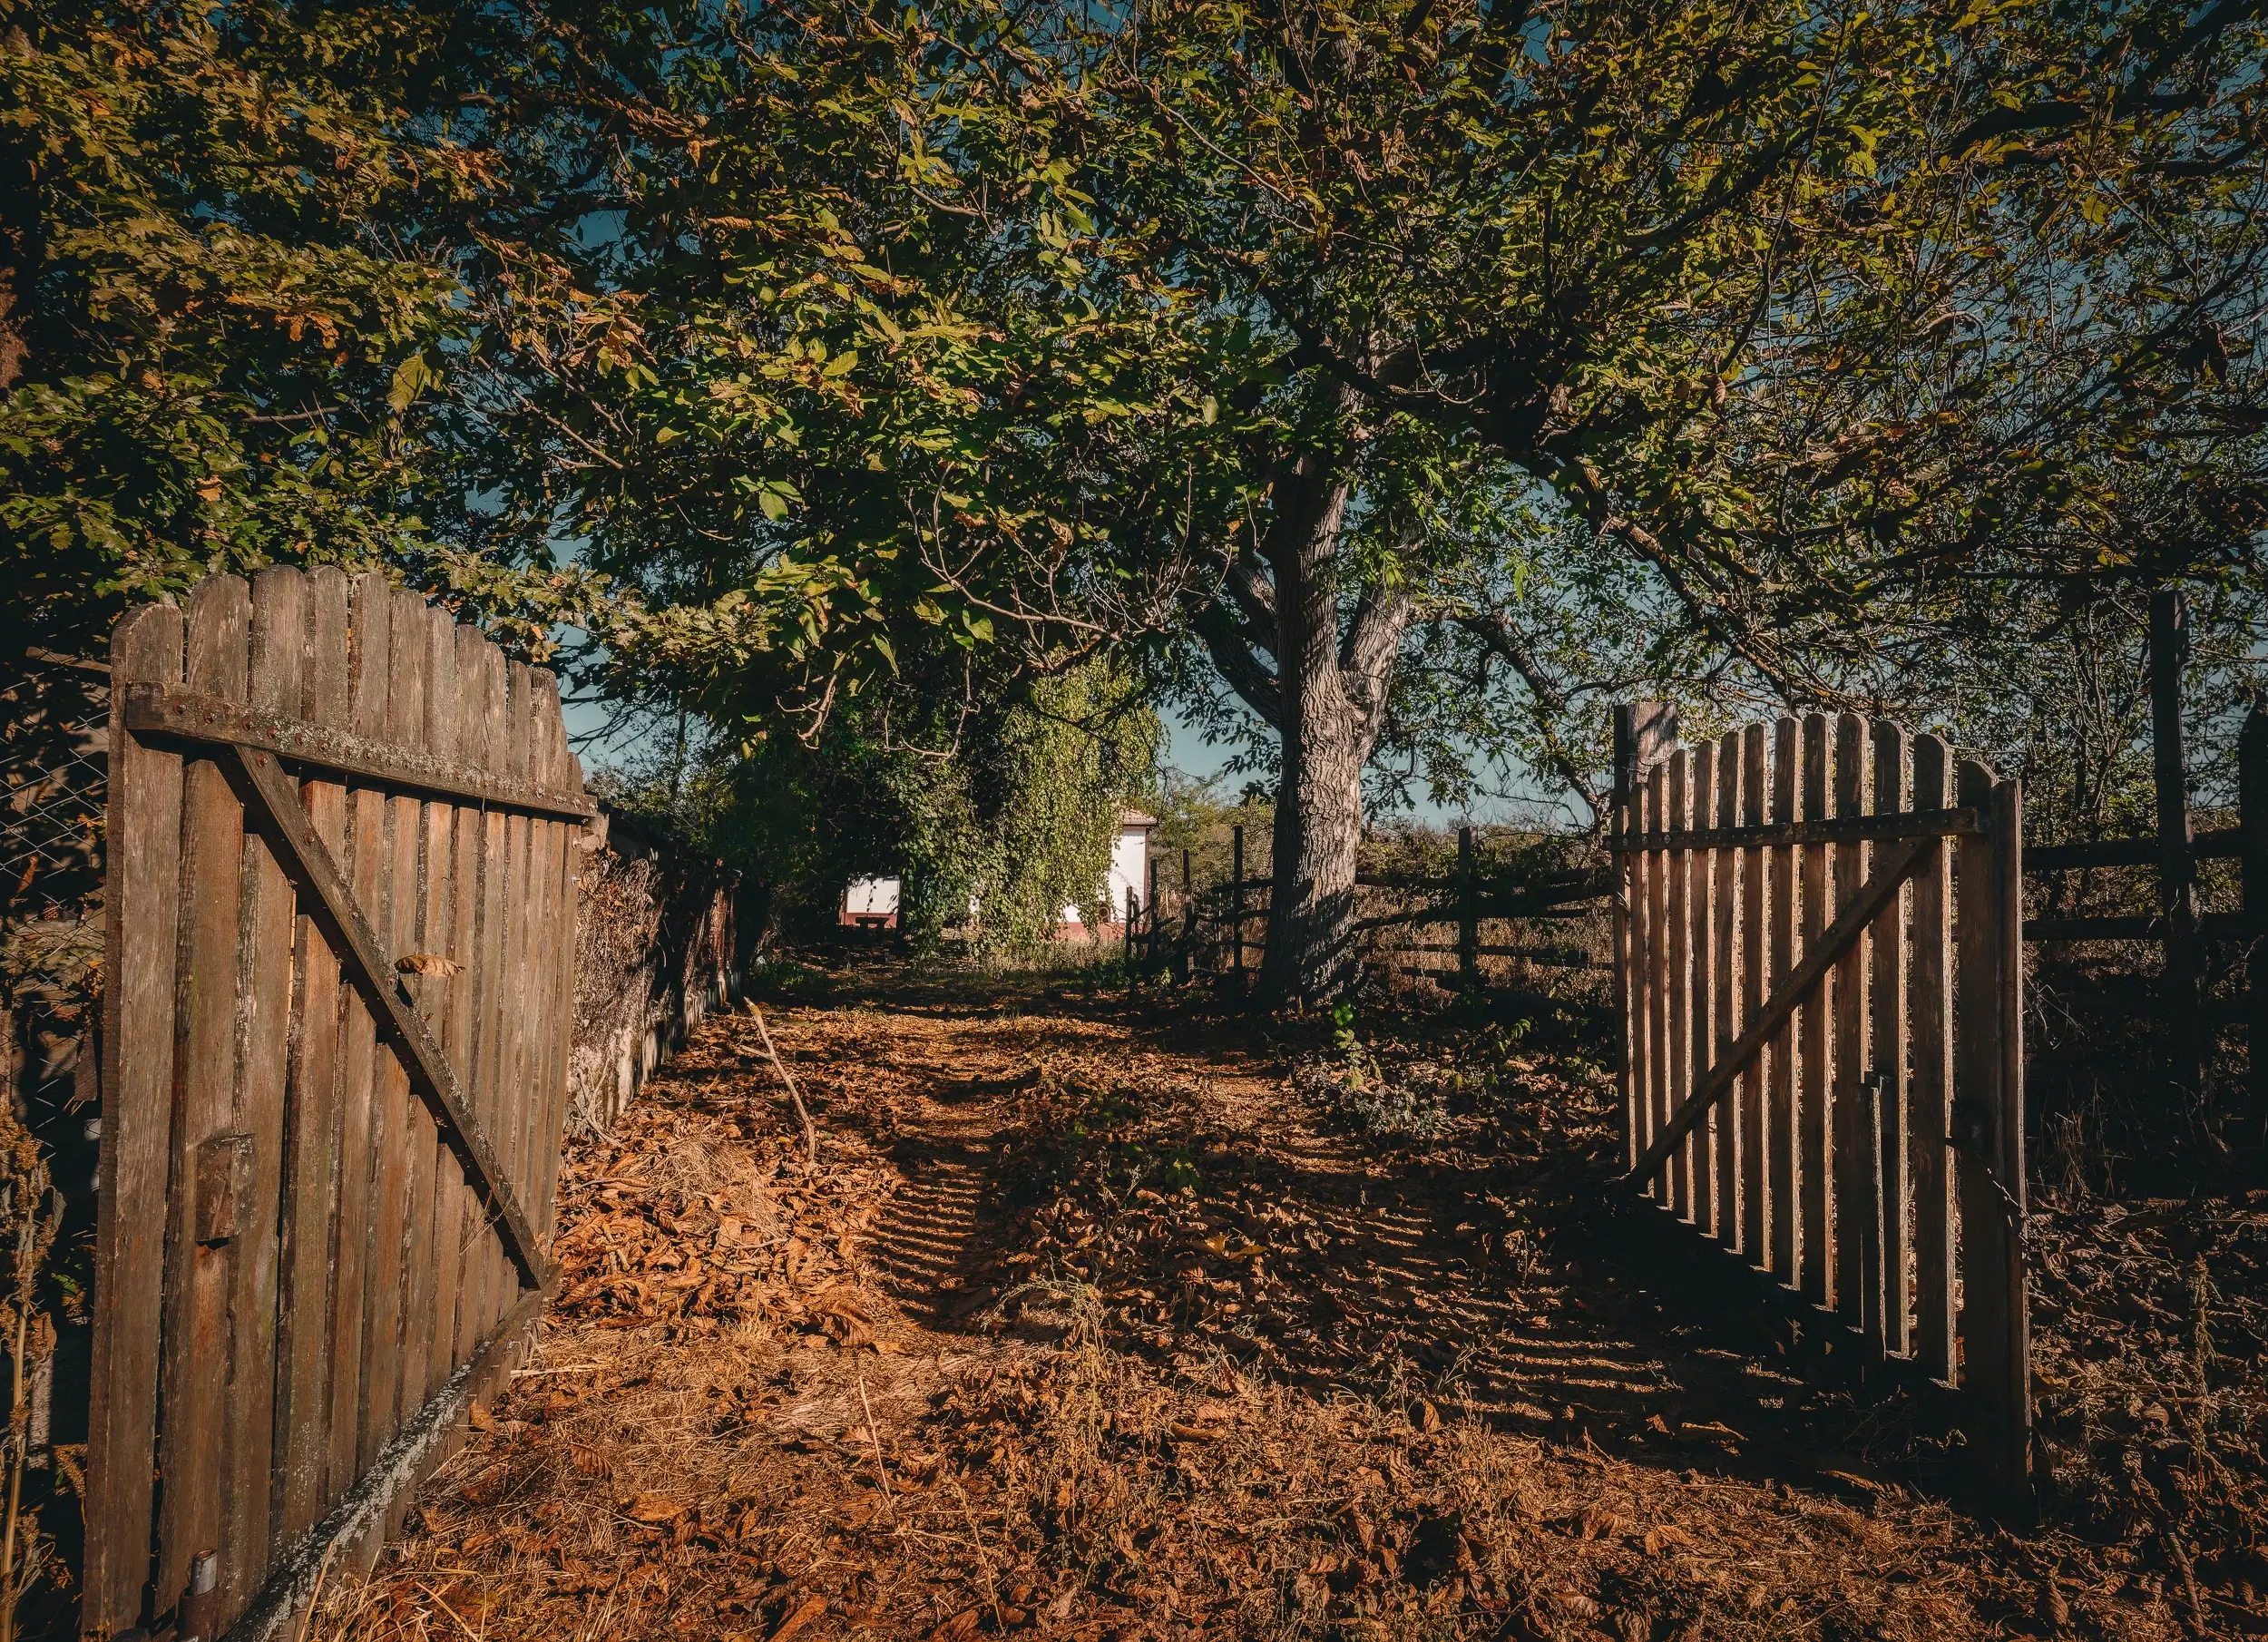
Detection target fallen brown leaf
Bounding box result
[768,1594,827,1642]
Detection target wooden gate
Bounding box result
[84,569,592,1638]
[1609,704,2031,1508]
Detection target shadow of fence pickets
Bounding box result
[1609,703,2032,1509]
[85,568,591,1641]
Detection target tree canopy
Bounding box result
[9,0,2263,993]
[1050,0,2266,992]
[433,0,1259,734]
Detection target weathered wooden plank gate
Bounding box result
[1610,704,2032,1510]
[85,569,591,1639]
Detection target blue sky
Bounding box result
[562,690,1246,787]
[564,689,1533,828]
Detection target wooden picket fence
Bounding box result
[85,569,591,1640]
[1609,704,2032,1509]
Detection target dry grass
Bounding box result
[309,957,2246,1641]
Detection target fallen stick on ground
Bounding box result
[288,1536,337,1642]
[751,1003,820,1164]
[855,1369,894,1511]
[948,1474,1005,1632]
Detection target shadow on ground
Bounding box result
[327,950,2238,1641]
[764,951,1972,1507]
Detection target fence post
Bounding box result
[2242,705,2267,1133]
[1231,825,1245,988]
[1992,772,2033,1511]
[1614,705,1637,1170]
[1125,886,1136,965]
[1955,760,2032,1515]
[1146,856,1159,966]
[1613,703,1676,1172]
[1179,848,1195,981]
[1457,825,1478,991]
[2151,589,2203,1098]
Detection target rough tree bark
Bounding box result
[1201,415,1411,1005]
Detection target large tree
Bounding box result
[309,0,2262,1002]
[1048,0,2268,1000]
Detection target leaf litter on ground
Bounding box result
[308,957,2263,1641]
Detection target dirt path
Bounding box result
[311,961,2196,1641]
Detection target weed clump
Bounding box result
[1292,1054,1454,1140]
[1289,1002,1464,1141]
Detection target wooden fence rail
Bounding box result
[2019,589,2268,1119]
[1609,702,2032,1510]
[1130,823,1613,994]
[86,569,590,1640]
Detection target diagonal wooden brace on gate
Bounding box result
[1626,832,1939,1188]
[224,744,555,1294]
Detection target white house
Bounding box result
[839,876,900,929]
[1057,808,1156,937]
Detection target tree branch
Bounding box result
[1451,610,1601,815]
[1340,582,1413,735]
[1198,604,1283,728]
[1341,583,1412,689]
[1224,548,1280,654]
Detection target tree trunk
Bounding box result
[1246,445,1410,1005]
[1260,680,1372,1003]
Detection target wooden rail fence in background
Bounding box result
[1609,703,2033,1510]
[87,569,591,1641]
[1133,824,1610,995]
[2021,589,2268,1119]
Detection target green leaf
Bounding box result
[388,352,435,413]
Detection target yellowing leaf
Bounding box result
[387,351,435,412]
[623,1493,686,1522]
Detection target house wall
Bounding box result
[1108,823,1151,914]
[841,875,902,925]
[1057,822,1153,933]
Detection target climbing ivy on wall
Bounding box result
[677,655,1154,956]
[955,661,1158,952]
